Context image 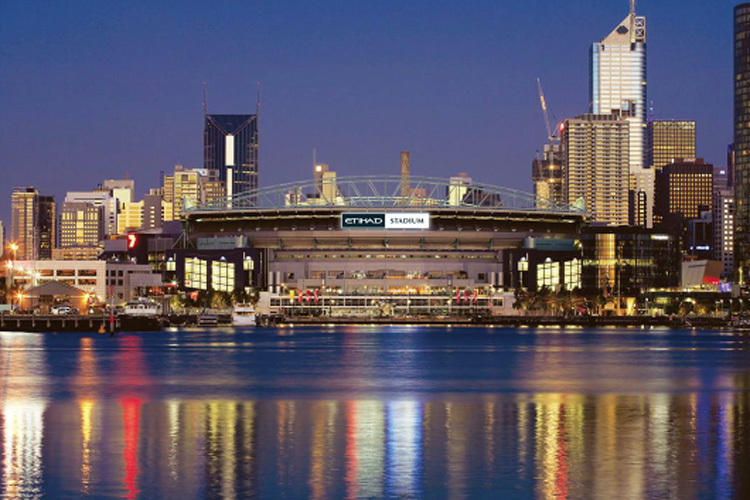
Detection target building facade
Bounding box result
[11,187,39,261]
[37,195,56,259]
[163,165,225,215]
[589,2,651,227]
[654,159,714,238]
[5,260,161,304]
[531,143,564,207]
[735,4,750,282]
[714,187,735,277]
[204,114,259,201]
[59,202,105,249]
[561,113,630,225]
[647,120,696,171]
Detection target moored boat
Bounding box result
[232,303,256,326]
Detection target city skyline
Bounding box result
[0,0,733,225]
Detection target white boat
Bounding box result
[232,303,256,326]
[123,297,162,317]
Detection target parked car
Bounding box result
[51,305,74,316]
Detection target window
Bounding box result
[537,258,559,288]
[56,269,75,277]
[185,257,208,290]
[211,260,235,292]
[564,259,582,289]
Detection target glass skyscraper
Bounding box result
[589,2,651,227]
[735,4,750,283]
[204,114,259,202]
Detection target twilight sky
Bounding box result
[0,0,735,225]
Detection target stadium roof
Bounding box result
[188,175,584,215]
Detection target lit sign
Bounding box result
[341,212,430,230]
[127,233,138,249]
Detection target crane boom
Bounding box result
[536,78,555,142]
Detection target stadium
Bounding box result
[166,174,588,317]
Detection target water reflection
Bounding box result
[1,393,750,497]
[0,334,47,499]
[0,329,750,497]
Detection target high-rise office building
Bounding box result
[65,191,116,236]
[590,1,651,226]
[714,187,735,278]
[0,221,4,258]
[118,200,144,233]
[11,187,39,260]
[59,202,105,248]
[531,143,564,207]
[561,113,630,225]
[37,195,56,259]
[204,114,258,201]
[735,4,750,282]
[163,164,226,214]
[647,120,696,171]
[655,159,713,238]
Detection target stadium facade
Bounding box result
[133,176,677,317]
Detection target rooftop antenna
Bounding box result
[256,81,261,118]
[647,100,655,123]
[202,81,208,116]
[630,0,636,16]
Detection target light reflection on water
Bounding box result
[0,327,749,498]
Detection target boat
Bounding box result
[198,313,219,326]
[732,316,750,332]
[232,303,257,326]
[123,297,162,317]
[119,297,164,331]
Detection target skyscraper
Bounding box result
[714,187,735,278]
[590,1,651,226]
[163,165,226,214]
[531,143,564,207]
[204,114,258,201]
[654,159,714,238]
[735,4,750,282]
[561,113,631,225]
[59,202,104,248]
[647,120,696,171]
[0,221,5,258]
[11,187,39,260]
[37,195,56,259]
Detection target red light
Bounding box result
[127,234,138,249]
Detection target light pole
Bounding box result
[7,243,18,307]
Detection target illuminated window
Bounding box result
[564,259,582,289]
[537,258,559,288]
[243,257,254,271]
[211,260,235,292]
[185,257,207,290]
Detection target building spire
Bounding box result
[202,81,208,116]
[630,0,636,16]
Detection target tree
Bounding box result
[210,291,231,310]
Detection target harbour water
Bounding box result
[1,326,750,498]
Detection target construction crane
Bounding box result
[536,78,559,144]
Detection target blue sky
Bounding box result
[0,0,735,223]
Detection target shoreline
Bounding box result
[0,313,734,332]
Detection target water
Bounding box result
[1,326,750,499]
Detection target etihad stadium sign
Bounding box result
[341,212,430,230]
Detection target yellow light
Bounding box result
[9,243,18,252]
